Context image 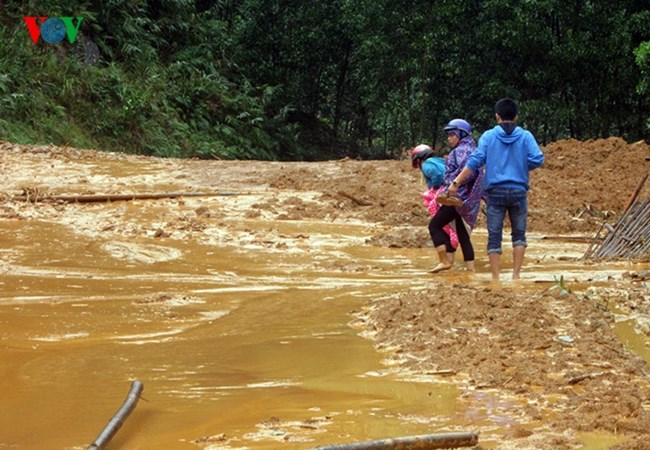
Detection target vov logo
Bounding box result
[23,17,83,44]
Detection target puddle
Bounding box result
[0,212,648,449]
[0,217,462,449]
[614,319,650,365]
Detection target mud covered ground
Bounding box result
[1,137,650,449]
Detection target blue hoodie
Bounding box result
[466,124,544,191]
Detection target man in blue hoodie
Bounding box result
[447,98,544,280]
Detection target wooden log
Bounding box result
[568,371,609,385]
[541,235,596,243]
[88,380,144,450]
[310,432,479,450]
[10,191,253,204]
[337,191,373,206]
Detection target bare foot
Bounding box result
[429,262,452,273]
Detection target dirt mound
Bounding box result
[355,279,650,449]
[228,138,650,237]
[529,138,650,233]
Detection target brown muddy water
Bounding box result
[0,211,648,450]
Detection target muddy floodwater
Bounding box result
[1,209,647,449]
[1,142,649,449]
[0,215,470,450]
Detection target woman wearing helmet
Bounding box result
[411,144,459,262]
[428,119,484,273]
[410,144,444,188]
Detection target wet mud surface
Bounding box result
[1,138,649,449]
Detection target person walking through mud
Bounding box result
[428,119,484,273]
[410,144,458,265]
[447,98,544,280]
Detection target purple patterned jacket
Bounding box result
[444,136,484,229]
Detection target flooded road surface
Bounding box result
[1,201,648,449]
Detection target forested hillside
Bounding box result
[0,0,649,160]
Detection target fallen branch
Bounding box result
[10,191,254,204]
[541,235,596,243]
[623,174,648,215]
[310,431,479,450]
[88,380,144,450]
[337,191,373,206]
[567,371,609,385]
[424,369,457,376]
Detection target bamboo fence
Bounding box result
[584,174,650,260]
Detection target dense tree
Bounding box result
[0,0,647,159]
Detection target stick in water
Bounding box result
[88,380,144,450]
[310,431,479,450]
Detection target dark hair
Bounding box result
[495,98,518,121]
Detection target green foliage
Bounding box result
[0,0,648,160]
[549,275,571,296]
[636,41,650,92]
[0,0,301,159]
[635,41,650,131]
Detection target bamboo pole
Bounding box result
[601,200,650,258]
[592,199,650,259]
[594,197,641,258]
[598,211,633,257]
[626,206,650,257]
[583,222,606,259]
[9,191,254,204]
[88,380,144,450]
[635,232,650,257]
[622,201,650,240]
[310,432,479,450]
[586,190,650,260]
[622,174,648,214]
[589,173,649,259]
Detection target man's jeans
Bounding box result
[486,188,528,254]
